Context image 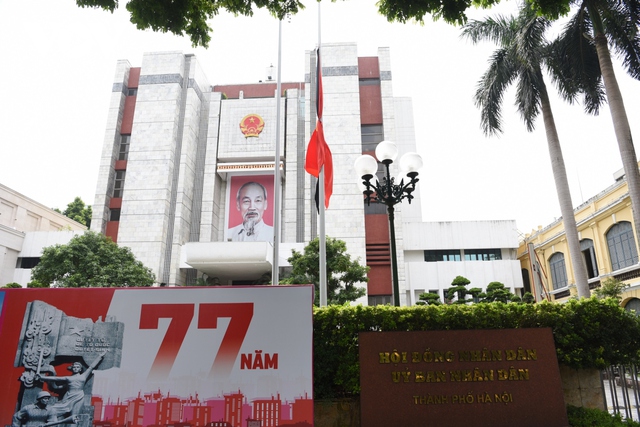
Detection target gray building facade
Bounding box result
[91,44,416,304]
[90,44,524,304]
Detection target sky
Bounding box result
[0,0,638,236]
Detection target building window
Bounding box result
[521,269,532,294]
[607,221,639,271]
[363,200,387,214]
[368,295,392,306]
[580,239,599,279]
[549,252,568,290]
[424,250,461,262]
[362,161,389,215]
[118,135,130,161]
[361,124,384,152]
[624,298,640,315]
[464,249,502,261]
[109,209,121,221]
[127,88,138,96]
[16,257,40,269]
[359,78,380,86]
[113,170,126,198]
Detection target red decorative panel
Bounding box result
[367,265,392,295]
[129,67,141,88]
[109,198,122,209]
[114,160,127,171]
[359,85,383,124]
[121,96,136,134]
[358,57,380,79]
[365,214,390,243]
[105,221,119,243]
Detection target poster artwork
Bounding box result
[13,301,123,427]
[1,287,314,427]
[226,175,275,243]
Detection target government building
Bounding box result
[1,44,525,304]
[87,44,525,305]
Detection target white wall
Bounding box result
[403,220,524,305]
[403,220,520,250]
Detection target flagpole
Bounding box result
[272,18,283,285]
[317,2,327,307]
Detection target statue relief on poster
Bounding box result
[13,301,123,427]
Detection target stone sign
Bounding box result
[359,328,568,427]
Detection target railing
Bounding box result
[602,365,640,421]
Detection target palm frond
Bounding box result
[474,48,518,135]
[515,68,543,132]
[601,0,640,79]
[463,3,550,135]
[549,9,606,114]
[461,15,515,46]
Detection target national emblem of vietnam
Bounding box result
[239,114,265,138]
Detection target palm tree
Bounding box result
[554,0,640,251]
[461,5,593,297]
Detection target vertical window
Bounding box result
[368,295,392,306]
[363,161,388,215]
[118,135,130,161]
[113,171,126,198]
[521,269,532,294]
[127,88,138,96]
[361,124,384,152]
[580,239,599,279]
[607,221,638,271]
[109,209,121,221]
[549,252,568,290]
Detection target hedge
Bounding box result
[312,298,640,399]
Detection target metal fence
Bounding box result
[602,365,640,421]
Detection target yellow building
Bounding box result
[518,168,640,311]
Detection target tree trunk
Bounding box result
[590,8,640,258]
[540,84,591,297]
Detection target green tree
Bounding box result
[554,0,640,251]
[522,292,535,303]
[483,281,513,302]
[594,277,629,301]
[416,291,442,305]
[30,231,155,287]
[468,287,484,302]
[60,197,92,228]
[446,275,471,303]
[462,5,595,297]
[281,237,368,305]
[75,0,578,48]
[77,0,304,48]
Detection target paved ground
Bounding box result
[603,378,640,422]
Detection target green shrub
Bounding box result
[567,405,640,426]
[312,298,640,398]
[2,282,22,288]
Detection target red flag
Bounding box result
[305,49,333,209]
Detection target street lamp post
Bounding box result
[354,141,423,306]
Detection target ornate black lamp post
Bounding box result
[354,141,423,306]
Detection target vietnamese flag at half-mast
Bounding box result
[305,48,333,209]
